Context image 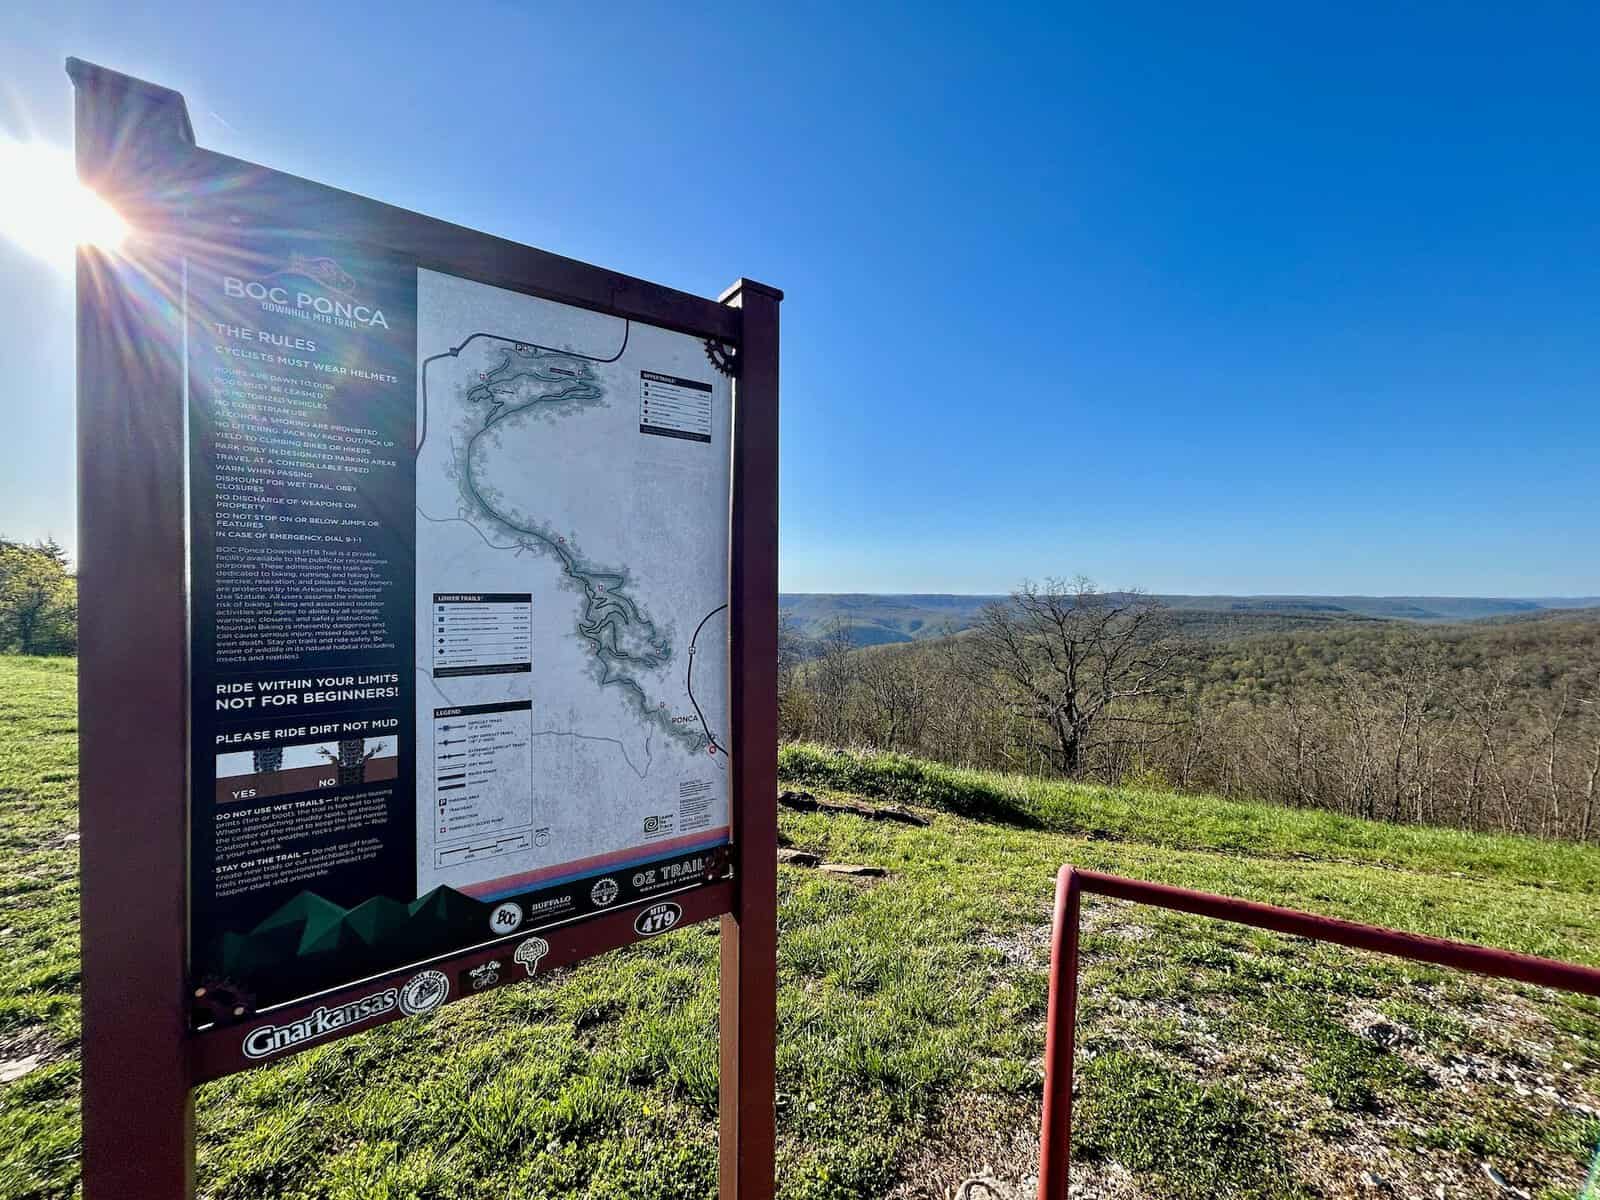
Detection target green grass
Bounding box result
[780,744,1600,899]
[3,661,1600,1198]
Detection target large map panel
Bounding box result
[414,269,733,909]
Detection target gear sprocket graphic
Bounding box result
[703,339,739,378]
[192,976,255,1025]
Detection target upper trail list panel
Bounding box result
[415,269,734,916]
[639,371,714,442]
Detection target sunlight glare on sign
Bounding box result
[0,138,129,267]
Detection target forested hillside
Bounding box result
[782,584,1600,842]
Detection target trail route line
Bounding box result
[421,330,717,757]
[688,603,729,756]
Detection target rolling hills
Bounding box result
[780,592,1600,648]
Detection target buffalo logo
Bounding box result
[633,901,683,938]
[398,970,449,1017]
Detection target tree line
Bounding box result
[779,578,1600,842]
[0,538,77,655]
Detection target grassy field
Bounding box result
[2,656,1598,1199]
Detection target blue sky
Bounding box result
[3,1,1596,596]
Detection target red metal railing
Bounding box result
[1037,866,1600,1200]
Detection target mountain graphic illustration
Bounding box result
[339,894,412,947]
[407,885,484,927]
[258,891,348,951]
[216,885,490,1003]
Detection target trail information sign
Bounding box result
[71,58,779,1199]
[191,247,736,1016]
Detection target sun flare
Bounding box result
[0,138,129,267]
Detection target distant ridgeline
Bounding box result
[779,592,1600,649]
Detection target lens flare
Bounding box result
[0,138,129,267]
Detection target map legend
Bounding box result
[432,593,532,678]
[639,371,713,443]
[431,700,534,868]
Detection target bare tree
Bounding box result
[1533,682,1572,838]
[1453,663,1521,833]
[812,620,859,745]
[1259,690,1323,808]
[1580,692,1600,842]
[856,650,929,750]
[966,578,1180,777]
[777,612,810,739]
[1170,684,1227,792]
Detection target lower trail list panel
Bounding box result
[432,593,532,678]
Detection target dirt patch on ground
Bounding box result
[0,1026,65,1085]
[885,1093,1040,1199]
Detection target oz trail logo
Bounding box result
[590,877,619,906]
[634,901,683,938]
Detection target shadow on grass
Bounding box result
[778,744,1047,831]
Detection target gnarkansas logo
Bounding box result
[241,989,398,1059]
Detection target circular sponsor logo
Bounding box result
[634,901,683,937]
[398,969,450,1017]
[513,935,551,977]
[590,877,619,906]
[643,814,661,834]
[488,901,523,935]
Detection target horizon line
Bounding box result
[777,589,1600,601]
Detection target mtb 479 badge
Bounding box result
[633,901,683,937]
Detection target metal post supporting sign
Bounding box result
[70,58,779,1199]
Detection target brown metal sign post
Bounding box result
[71,58,778,1199]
